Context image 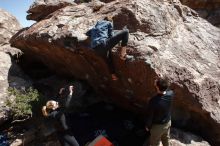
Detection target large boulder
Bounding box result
[27,0,76,21]
[180,0,220,27]
[10,0,220,145]
[0,9,32,126]
[0,9,21,48]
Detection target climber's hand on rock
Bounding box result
[145,127,149,131]
[69,85,74,95]
[59,88,65,97]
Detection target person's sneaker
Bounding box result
[120,54,134,62]
[125,54,134,61]
[111,74,118,81]
[123,25,128,30]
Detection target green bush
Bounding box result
[7,87,40,120]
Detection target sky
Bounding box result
[0,0,35,27]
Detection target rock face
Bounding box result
[0,9,32,126]
[0,9,21,48]
[180,0,220,27]
[170,128,211,146]
[27,0,76,21]
[10,0,220,145]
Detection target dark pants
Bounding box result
[94,29,129,58]
[94,29,129,73]
[58,132,79,146]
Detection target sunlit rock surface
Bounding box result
[10,0,220,145]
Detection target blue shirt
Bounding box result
[86,20,113,48]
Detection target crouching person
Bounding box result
[42,100,80,146]
[86,16,134,80]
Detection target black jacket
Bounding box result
[145,90,174,128]
[48,109,69,132]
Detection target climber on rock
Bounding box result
[86,15,134,80]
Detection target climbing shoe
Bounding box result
[111,74,118,81]
[120,54,134,62]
